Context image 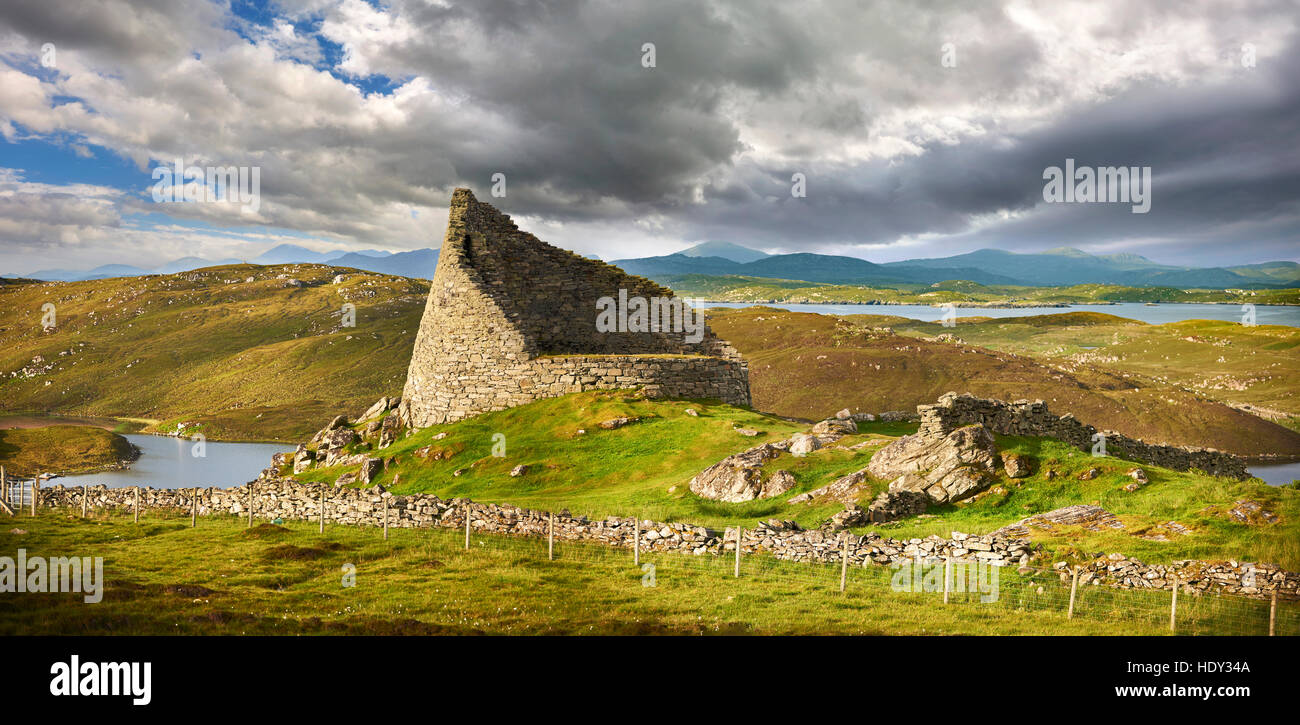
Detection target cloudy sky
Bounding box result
[1,0,1297,276]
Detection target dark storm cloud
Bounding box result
[329,0,1296,263]
[1,0,1297,270]
[660,33,1300,264]
[336,0,1045,214]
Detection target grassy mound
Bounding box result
[292,389,1298,570]
[295,390,876,528]
[0,425,136,476]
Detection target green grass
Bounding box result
[0,425,136,477]
[296,390,866,530]
[2,509,1292,635]
[291,390,1299,571]
[865,435,1300,571]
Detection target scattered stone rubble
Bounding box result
[995,504,1127,537]
[919,392,1248,479]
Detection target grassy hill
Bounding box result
[706,307,1300,458]
[880,314,1300,425]
[290,390,1298,571]
[659,274,1300,306]
[0,425,137,477]
[0,265,427,441]
[3,267,1296,456]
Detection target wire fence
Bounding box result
[34,499,1295,637]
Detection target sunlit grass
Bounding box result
[2,508,1291,636]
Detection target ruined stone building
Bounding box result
[398,189,751,428]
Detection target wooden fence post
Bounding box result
[733,527,742,578]
[634,518,640,567]
[319,487,325,533]
[247,482,254,527]
[191,488,197,527]
[133,486,139,524]
[383,495,389,541]
[1169,579,1179,633]
[464,502,471,550]
[1068,566,1079,619]
[31,478,38,517]
[81,484,88,518]
[943,557,951,604]
[548,513,554,561]
[839,536,849,593]
[1270,590,1277,637]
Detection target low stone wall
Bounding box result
[39,477,1296,600]
[918,393,1249,479]
[522,354,749,408]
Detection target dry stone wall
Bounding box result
[39,475,1295,600]
[399,189,749,427]
[918,392,1249,479]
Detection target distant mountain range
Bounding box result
[678,241,770,263]
[8,240,1297,289]
[7,244,441,282]
[612,245,1300,289]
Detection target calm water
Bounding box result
[58,434,292,489]
[1251,461,1300,486]
[699,301,1300,327]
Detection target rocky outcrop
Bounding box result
[787,469,869,504]
[359,457,382,485]
[866,490,930,521]
[318,427,357,466]
[308,415,347,447]
[292,445,314,474]
[811,418,856,437]
[378,411,404,448]
[1001,452,1032,478]
[359,396,392,423]
[789,433,820,457]
[868,424,998,504]
[688,442,794,502]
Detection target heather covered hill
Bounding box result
[706,307,1300,458]
[2,266,1296,457]
[878,314,1300,427]
[0,265,427,441]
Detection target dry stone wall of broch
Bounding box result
[398,188,750,427]
[38,477,1297,600]
[918,393,1249,480]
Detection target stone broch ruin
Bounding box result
[398,188,750,428]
